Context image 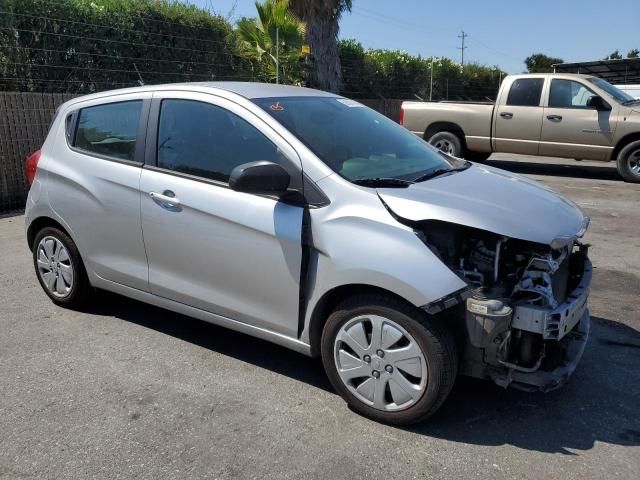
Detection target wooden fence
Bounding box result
[0,93,404,214]
[0,92,75,213]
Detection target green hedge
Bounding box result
[339,39,506,101]
[0,0,252,92]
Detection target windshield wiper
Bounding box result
[622,99,640,105]
[412,161,471,183]
[352,177,414,188]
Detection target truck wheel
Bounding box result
[427,131,463,157]
[465,151,491,162]
[321,294,458,425]
[616,140,640,183]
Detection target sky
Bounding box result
[190,0,639,73]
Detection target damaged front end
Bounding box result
[416,221,591,392]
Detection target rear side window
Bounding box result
[506,78,544,107]
[156,99,279,183]
[73,101,142,161]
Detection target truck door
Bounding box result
[494,77,545,155]
[539,78,617,160]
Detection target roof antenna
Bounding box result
[133,63,145,86]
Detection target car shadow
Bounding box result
[409,316,640,453]
[484,158,622,182]
[85,290,333,393]
[84,293,640,454]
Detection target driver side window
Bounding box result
[157,99,279,183]
[548,79,597,108]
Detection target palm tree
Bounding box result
[236,0,306,84]
[289,0,352,93]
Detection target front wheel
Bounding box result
[321,295,458,425]
[616,140,640,183]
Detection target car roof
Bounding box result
[65,82,338,105]
[197,82,338,99]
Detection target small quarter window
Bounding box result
[506,78,544,107]
[73,101,142,161]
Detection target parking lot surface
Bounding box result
[1,155,639,479]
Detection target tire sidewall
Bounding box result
[32,227,86,306]
[428,131,463,157]
[617,140,640,183]
[321,300,449,425]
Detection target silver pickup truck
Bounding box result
[401,73,640,182]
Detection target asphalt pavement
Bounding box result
[0,154,638,479]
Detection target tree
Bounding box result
[524,53,564,73]
[236,0,306,84]
[605,50,623,60]
[627,49,640,59]
[289,0,352,93]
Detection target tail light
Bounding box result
[398,107,405,126]
[25,149,42,185]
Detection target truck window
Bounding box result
[549,79,596,108]
[506,78,544,107]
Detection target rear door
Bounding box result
[493,77,545,155]
[139,91,304,336]
[539,78,617,160]
[47,94,151,291]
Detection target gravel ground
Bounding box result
[1,155,639,479]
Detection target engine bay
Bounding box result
[414,220,590,390]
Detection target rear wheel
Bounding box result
[616,140,640,183]
[427,131,463,157]
[32,227,90,307]
[321,294,458,425]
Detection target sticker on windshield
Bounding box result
[270,102,284,112]
[336,98,364,108]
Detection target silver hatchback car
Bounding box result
[25,83,592,425]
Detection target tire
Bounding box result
[616,140,640,183]
[465,151,491,162]
[427,131,463,157]
[32,226,91,307]
[321,294,458,425]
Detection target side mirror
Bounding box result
[229,161,290,195]
[586,96,611,111]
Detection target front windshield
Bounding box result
[253,96,458,183]
[587,77,636,104]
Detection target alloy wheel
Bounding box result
[333,315,428,411]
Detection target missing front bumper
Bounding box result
[489,310,590,392]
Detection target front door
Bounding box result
[540,78,617,160]
[494,77,545,155]
[140,92,304,336]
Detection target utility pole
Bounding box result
[275,27,280,84]
[429,58,434,101]
[457,30,468,68]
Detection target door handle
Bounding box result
[499,112,513,119]
[150,190,181,208]
[546,114,563,121]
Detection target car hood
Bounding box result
[377,163,588,246]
